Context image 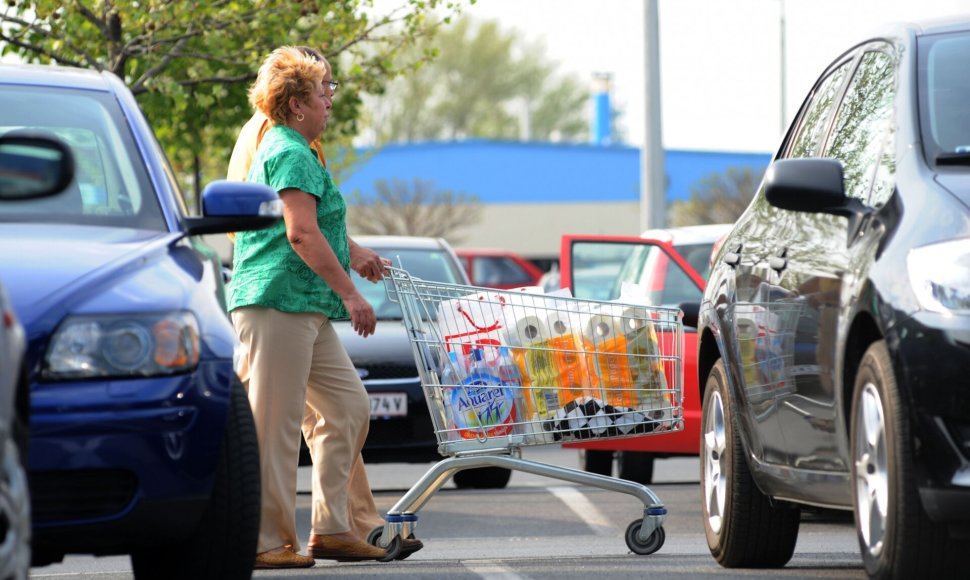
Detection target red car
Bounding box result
[557,224,731,483]
[455,248,544,290]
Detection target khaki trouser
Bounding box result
[232,307,379,553]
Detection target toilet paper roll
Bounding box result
[509,314,549,346]
[546,309,585,338]
[584,313,625,347]
[617,305,652,335]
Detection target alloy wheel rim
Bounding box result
[854,382,888,558]
[0,439,31,578]
[703,389,727,534]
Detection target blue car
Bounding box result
[0,63,280,578]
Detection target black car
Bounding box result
[695,17,970,579]
[333,235,513,489]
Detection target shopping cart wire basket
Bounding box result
[371,267,684,558]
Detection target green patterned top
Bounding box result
[227,125,349,318]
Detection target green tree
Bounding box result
[346,178,481,242]
[0,0,466,208]
[667,166,764,227]
[364,14,590,143]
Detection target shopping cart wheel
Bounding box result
[625,520,665,555]
[367,525,412,560]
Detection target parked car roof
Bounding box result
[354,235,452,250]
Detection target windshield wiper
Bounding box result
[936,151,970,166]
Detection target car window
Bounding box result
[918,30,970,164]
[673,242,717,281]
[472,256,533,286]
[824,49,896,203]
[622,244,705,307]
[0,86,165,230]
[569,241,637,301]
[786,61,852,159]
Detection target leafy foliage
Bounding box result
[364,14,590,143]
[667,166,764,227]
[346,178,481,241]
[0,0,467,207]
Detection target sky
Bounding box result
[398,0,969,153]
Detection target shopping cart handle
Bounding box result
[384,265,424,283]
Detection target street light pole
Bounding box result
[641,0,664,231]
[779,0,787,135]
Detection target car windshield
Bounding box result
[0,85,166,229]
[918,29,970,166]
[353,247,464,320]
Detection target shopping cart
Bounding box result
[369,267,684,558]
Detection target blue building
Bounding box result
[339,140,770,261]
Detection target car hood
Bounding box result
[0,224,178,331]
[935,173,970,208]
[333,318,419,369]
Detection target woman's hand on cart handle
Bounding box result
[349,239,391,283]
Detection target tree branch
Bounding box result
[176,72,257,88]
[0,32,87,68]
[130,33,191,93]
[74,0,108,37]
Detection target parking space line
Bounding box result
[548,486,615,536]
[463,562,524,579]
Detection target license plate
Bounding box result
[369,392,407,418]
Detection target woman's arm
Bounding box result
[280,188,376,337]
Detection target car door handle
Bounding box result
[770,248,788,272]
[723,242,741,267]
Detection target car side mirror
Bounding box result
[0,134,75,200]
[183,180,283,236]
[764,158,871,242]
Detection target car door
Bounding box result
[771,44,897,475]
[717,55,857,469]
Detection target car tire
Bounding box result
[582,449,614,477]
[452,466,511,489]
[850,340,966,578]
[700,359,799,567]
[618,452,654,484]
[130,377,260,579]
[0,434,31,579]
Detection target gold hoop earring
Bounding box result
[297,113,305,122]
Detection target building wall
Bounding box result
[439,201,641,260]
[207,141,770,266]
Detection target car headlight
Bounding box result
[45,311,200,379]
[907,239,970,314]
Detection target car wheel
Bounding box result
[131,377,260,579]
[581,449,614,476]
[701,359,799,567]
[618,452,654,484]
[850,340,965,578]
[0,433,31,579]
[452,466,511,489]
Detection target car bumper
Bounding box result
[28,361,233,554]
[892,313,970,525]
[363,378,439,463]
